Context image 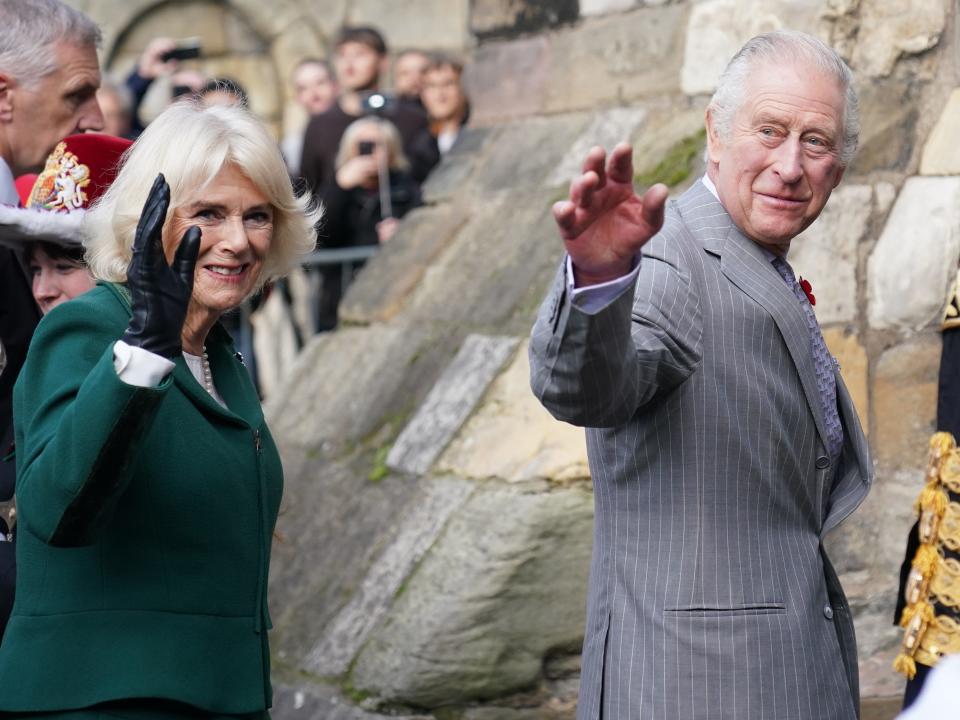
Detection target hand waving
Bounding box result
[554,143,668,286]
[121,174,201,359]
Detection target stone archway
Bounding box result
[91,0,330,139]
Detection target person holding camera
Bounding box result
[314,117,422,330]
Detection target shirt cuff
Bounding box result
[566,254,642,315]
[113,340,175,387]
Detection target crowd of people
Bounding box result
[83,26,470,336]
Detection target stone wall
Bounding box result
[67,0,960,717]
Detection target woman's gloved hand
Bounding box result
[121,174,201,359]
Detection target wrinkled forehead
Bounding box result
[741,61,845,123]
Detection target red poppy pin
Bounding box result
[798,276,816,306]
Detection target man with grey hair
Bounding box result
[530,30,871,720]
[0,0,102,639]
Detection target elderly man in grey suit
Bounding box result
[530,30,872,720]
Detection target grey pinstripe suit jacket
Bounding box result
[530,181,872,720]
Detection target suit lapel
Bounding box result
[679,183,832,453]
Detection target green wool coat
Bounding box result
[0,282,283,714]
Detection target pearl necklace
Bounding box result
[201,346,214,396]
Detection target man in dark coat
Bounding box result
[0,0,103,637]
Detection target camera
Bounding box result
[357,141,375,156]
[360,92,396,117]
[161,38,202,63]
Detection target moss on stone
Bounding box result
[368,444,392,483]
[341,679,374,703]
[635,128,706,188]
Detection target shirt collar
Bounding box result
[700,173,719,202]
[700,174,778,262]
[0,156,18,207]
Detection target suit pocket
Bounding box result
[663,602,786,617]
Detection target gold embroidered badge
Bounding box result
[26,141,91,211]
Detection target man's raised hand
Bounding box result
[553,142,668,287]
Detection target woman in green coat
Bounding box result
[0,100,319,718]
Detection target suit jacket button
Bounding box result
[823,604,834,620]
[815,456,830,470]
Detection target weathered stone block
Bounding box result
[347,0,470,50]
[303,476,475,676]
[269,460,428,663]
[399,190,569,332]
[264,323,430,452]
[821,328,869,434]
[470,0,579,40]
[272,683,432,720]
[629,103,709,192]
[350,482,594,706]
[848,78,918,174]
[580,0,638,16]
[472,114,591,194]
[789,184,872,326]
[543,4,688,113]
[867,177,960,332]
[851,0,945,78]
[873,334,940,471]
[465,36,552,124]
[920,89,960,176]
[681,0,825,95]
[547,107,648,187]
[339,204,470,324]
[438,340,589,482]
[387,335,520,475]
[421,127,498,205]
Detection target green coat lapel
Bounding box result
[102,282,262,429]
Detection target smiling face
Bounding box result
[164,163,273,330]
[706,62,846,255]
[28,244,95,314]
[0,40,103,175]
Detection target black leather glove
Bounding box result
[121,174,202,359]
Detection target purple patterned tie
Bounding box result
[771,256,843,461]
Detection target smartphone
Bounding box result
[357,141,375,156]
[161,38,202,62]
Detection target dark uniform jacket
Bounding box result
[0,282,283,714]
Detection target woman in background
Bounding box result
[315,116,421,330]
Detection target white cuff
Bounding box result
[566,254,642,315]
[113,340,175,387]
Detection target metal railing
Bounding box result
[233,245,380,391]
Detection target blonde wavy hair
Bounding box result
[334,117,409,172]
[84,100,320,287]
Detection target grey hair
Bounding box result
[0,0,101,87]
[84,100,320,287]
[708,30,860,166]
